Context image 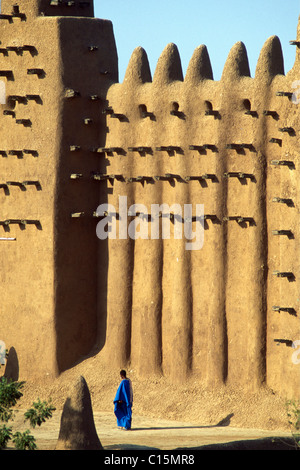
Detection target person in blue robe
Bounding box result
[113,370,133,430]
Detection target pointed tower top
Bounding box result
[221,41,251,82]
[153,43,183,85]
[255,35,284,82]
[1,0,94,18]
[123,47,152,85]
[185,45,214,84]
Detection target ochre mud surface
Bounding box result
[7,356,294,450]
[7,410,293,451]
[0,2,299,434]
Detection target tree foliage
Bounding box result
[0,352,55,450]
[24,399,56,429]
[286,399,300,449]
[0,377,25,423]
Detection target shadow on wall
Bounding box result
[3,346,19,381]
[53,17,117,373]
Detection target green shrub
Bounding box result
[0,377,25,422]
[12,430,37,451]
[0,358,55,450]
[0,425,12,449]
[24,399,56,428]
[286,399,300,448]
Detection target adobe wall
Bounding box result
[1,0,94,18]
[0,0,117,378]
[99,30,300,395]
[0,0,298,398]
[0,9,62,378]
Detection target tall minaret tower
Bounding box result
[0,0,118,379]
[1,0,94,18]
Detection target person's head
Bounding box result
[120,369,126,379]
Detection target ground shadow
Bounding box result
[105,444,160,450]
[131,413,234,431]
[179,436,297,451]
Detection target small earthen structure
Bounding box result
[0,0,299,398]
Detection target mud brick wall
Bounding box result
[1,0,94,18]
[99,30,300,396]
[0,0,117,377]
[0,1,299,397]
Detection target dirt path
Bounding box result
[4,356,297,451]
[7,409,293,451]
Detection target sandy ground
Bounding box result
[6,409,294,451]
[3,355,298,450]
